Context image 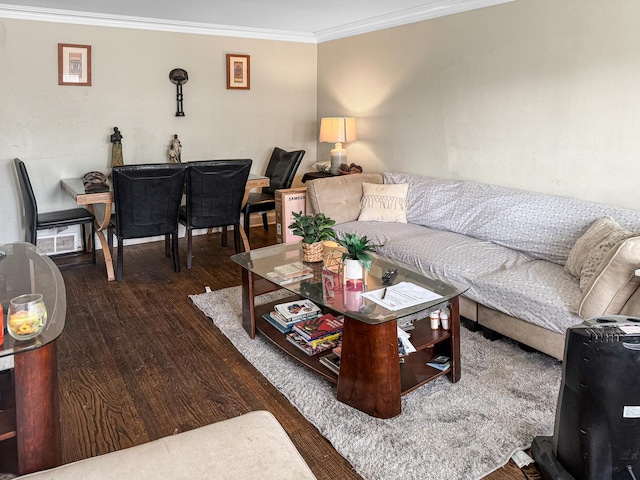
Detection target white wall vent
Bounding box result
[37,227,81,255]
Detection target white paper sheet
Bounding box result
[362,281,442,311]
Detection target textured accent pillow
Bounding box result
[578,219,636,291]
[358,183,408,223]
[578,236,640,318]
[565,216,627,279]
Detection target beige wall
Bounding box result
[1,18,317,244]
[318,0,640,212]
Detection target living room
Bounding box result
[1,0,639,479]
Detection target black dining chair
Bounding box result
[180,159,252,268]
[108,163,188,282]
[242,147,305,243]
[14,158,96,263]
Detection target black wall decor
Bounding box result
[169,68,188,117]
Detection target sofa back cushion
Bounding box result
[384,172,640,265]
[306,173,383,224]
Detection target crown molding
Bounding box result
[0,3,317,43]
[314,0,516,43]
[0,0,515,44]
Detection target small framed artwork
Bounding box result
[58,43,92,86]
[226,54,250,90]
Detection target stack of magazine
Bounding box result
[286,312,344,356]
[319,343,342,375]
[265,262,313,285]
[262,299,321,334]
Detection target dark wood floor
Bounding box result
[52,227,541,479]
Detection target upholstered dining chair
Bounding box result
[108,163,187,282]
[180,159,252,269]
[14,158,96,262]
[241,147,305,244]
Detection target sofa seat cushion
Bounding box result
[20,411,316,480]
[471,261,583,334]
[333,222,533,306]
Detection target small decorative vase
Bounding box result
[343,258,364,280]
[302,242,324,262]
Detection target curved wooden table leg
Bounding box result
[14,342,60,474]
[337,317,402,418]
[87,202,115,281]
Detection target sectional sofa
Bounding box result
[306,172,640,360]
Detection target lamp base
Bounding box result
[330,149,346,175]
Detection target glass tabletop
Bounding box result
[232,242,468,325]
[0,243,66,356]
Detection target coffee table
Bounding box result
[231,242,468,418]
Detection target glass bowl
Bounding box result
[8,293,47,340]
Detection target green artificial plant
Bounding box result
[288,212,336,244]
[331,232,382,272]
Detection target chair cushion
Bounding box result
[38,208,94,228]
[243,192,275,214]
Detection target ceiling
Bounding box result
[0,0,515,42]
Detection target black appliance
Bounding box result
[532,315,640,480]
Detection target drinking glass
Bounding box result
[8,293,47,340]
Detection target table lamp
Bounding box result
[319,117,357,175]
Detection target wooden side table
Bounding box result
[301,171,336,183]
[0,243,65,475]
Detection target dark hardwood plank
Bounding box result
[54,227,540,479]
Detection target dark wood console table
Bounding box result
[231,243,468,418]
[0,242,65,475]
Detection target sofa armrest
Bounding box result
[305,173,383,224]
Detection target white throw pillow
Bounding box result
[358,183,408,223]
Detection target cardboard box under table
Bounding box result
[275,187,307,244]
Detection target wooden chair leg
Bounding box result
[172,232,180,273]
[233,224,240,253]
[244,212,251,244]
[108,229,114,260]
[116,238,124,282]
[164,234,170,257]
[261,213,269,231]
[187,229,193,270]
[80,224,87,253]
[90,222,96,264]
[221,226,228,247]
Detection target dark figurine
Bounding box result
[110,127,123,144]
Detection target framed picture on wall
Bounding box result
[226,54,250,90]
[58,43,92,86]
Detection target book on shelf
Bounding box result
[285,332,340,356]
[275,299,321,322]
[319,352,341,375]
[261,313,293,334]
[292,313,344,341]
[266,271,314,286]
[306,331,342,347]
[427,355,450,371]
[332,342,342,357]
[273,262,312,278]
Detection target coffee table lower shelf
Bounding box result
[250,295,459,418]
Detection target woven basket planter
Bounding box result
[302,242,324,262]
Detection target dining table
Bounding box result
[61,172,269,281]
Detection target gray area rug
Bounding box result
[190,286,562,480]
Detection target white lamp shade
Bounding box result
[319,117,357,143]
